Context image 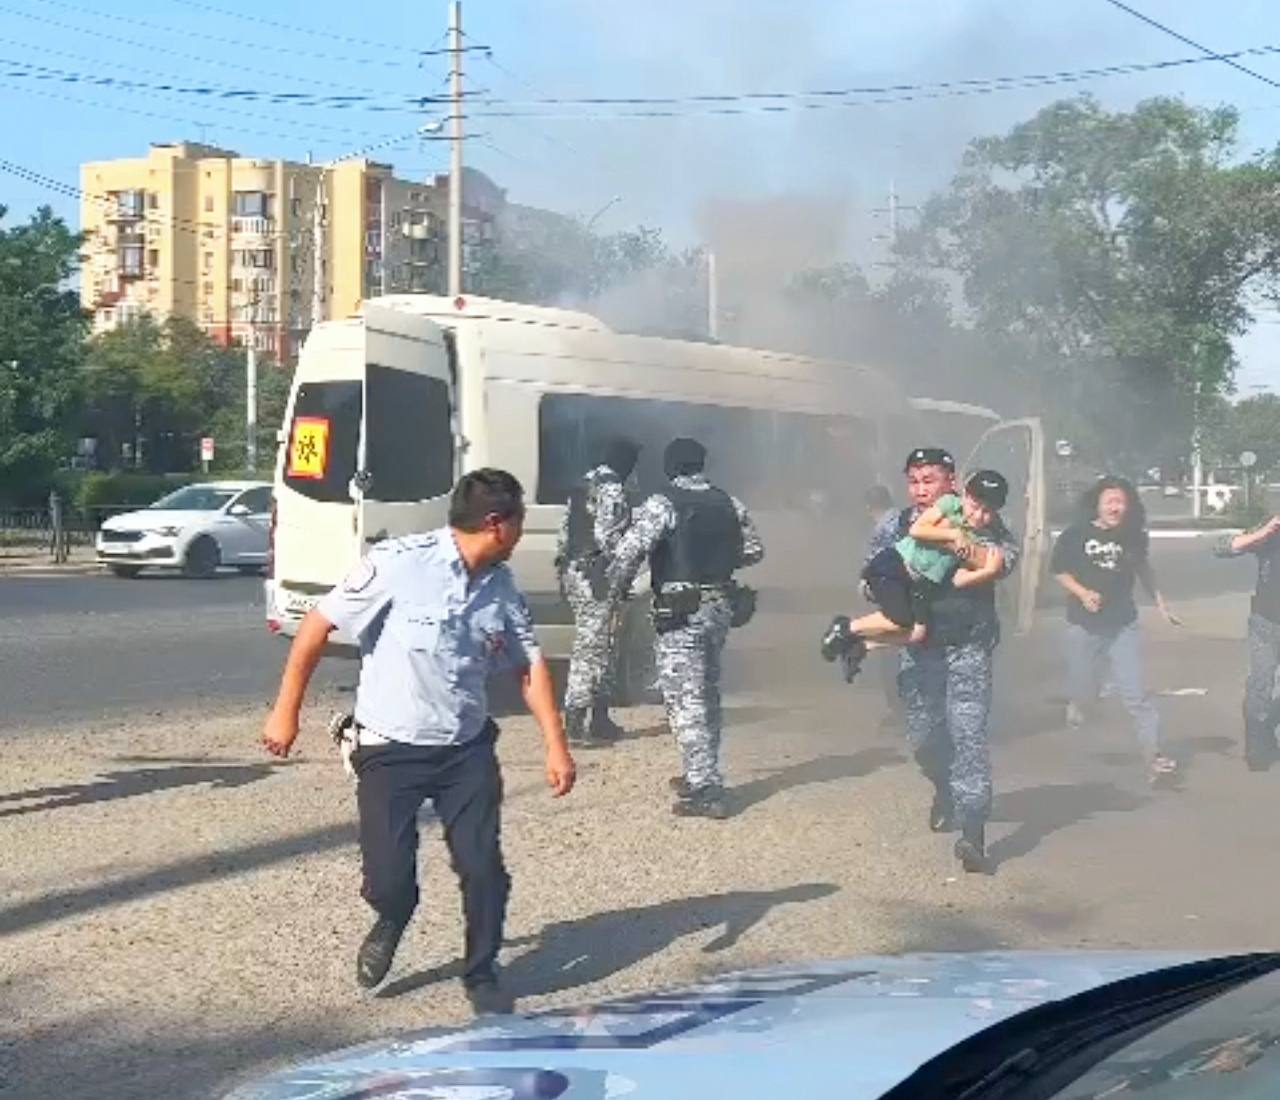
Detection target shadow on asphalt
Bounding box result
[988,781,1149,869]
[729,746,906,815]
[0,761,288,819]
[378,882,839,1002]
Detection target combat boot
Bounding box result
[928,787,955,833]
[954,822,987,874]
[590,702,625,743]
[564,707,601,748]
[673,783,729,820]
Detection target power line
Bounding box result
[165,0,430,57]
[0,7,396,94]
[1099,0,1280,90]
[452,42,1280,122]
[0,76,427,150]
[0,55,454,112]
[25,0,488,69]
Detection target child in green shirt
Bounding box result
[821,470,1009,680]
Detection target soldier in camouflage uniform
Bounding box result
[556,438,641,748]
[610,438,764,819]
[860,447,1020,872]
[1214,514,1280,770]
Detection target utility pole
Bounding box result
[311,169,325,330]
[706,249,718,340]
[246,292,258,473]
[447,0,464,298]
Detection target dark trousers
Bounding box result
[352,721,510,986]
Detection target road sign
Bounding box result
[200,436,215,463]
[1241,450,1258,468]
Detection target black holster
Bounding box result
[653,586,702,634]
[728,582,757,628]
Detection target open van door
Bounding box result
[356,303,459,550]
[961,417,1046,635]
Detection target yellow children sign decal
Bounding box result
[288,417,330,480]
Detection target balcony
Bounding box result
[231,216,275,238]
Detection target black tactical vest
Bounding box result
[563,469,621,563]
[650,484,743,590]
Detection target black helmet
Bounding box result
[664,437,707,478]
[904,447,956,473]
[965,469,1008,510]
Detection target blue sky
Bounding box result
[4,0,1280,389]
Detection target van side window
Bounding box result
[365,364,454,502]
[537,393,871,511]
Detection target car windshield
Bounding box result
[1052,969,1280,1098]
[147,486,237,512]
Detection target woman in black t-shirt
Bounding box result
[1050,476,1181,784]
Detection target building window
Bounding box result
[233,248,274,269]
[232,278,243,292]
[203,252,214,273]
[115,190,145,218]
[202,281,214,297]
[205,195,214,213]
[147,193,159,210]
[119,245,144,276]
[147,249,159,268]
[233,191,270,217]
[291,197,303,217]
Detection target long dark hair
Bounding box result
[1077,475,1147,532]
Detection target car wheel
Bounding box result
[183,535,221,579]
[108,564,143,579]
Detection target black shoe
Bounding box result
[590,704,625,742]
[564,708,600,748]
[929,790,955,833]
[673,784,729,819]
[466,977,515,1017]
[954,824,987,874]
[356,917,407,989]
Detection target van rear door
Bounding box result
[356,303,458,551]
[962,417,1046,635]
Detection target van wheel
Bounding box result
[612,599,662,707]
[183,536,220,579]
[108,564,143,578]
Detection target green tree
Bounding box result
[912,95,1280,470]
[0,206,88,503]
[1203,393,1280,475]
[81,315,256,473]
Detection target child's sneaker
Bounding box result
[1149,754,1179,785]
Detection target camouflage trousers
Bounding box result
[1244,613,1280,757]
[562,565,622,711]
[898,640,994,829]
[655,592,733,790]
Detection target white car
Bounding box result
[96,481,273,579]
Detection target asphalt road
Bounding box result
[0,572,354,730]
[0,535,1259,730]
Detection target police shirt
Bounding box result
[316,528,541,746]
[1050,520,1148,632]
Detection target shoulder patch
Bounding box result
[341,558,377,593]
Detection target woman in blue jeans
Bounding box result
[1050,476,1181,783]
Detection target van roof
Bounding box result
[360,294,612,333]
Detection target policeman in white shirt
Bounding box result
[262,469,576,1015]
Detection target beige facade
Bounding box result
[80,144,502,360]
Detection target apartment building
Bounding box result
[81,143,504,360]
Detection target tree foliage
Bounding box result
[0,205,88,501]
[911,95,1280,471]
